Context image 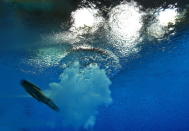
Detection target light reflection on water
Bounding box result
[24,1,187,76]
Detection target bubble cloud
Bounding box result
[47,62,112,129]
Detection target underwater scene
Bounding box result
[0,0,189,130]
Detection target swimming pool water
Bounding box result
[0,1,189,131]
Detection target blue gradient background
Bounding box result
[0,2,189,131]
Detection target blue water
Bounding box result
[1,1,189,131]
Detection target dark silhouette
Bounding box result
[21,80,60,112]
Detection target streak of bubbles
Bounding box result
[60,45,121,75]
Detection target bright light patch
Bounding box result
[157,6,179,26]
[107,1,144,55]
[70,5,104,36]
[51,4,104,44]
[70,7,103,33]
[47,62,112,129]
[147,5,184,39]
